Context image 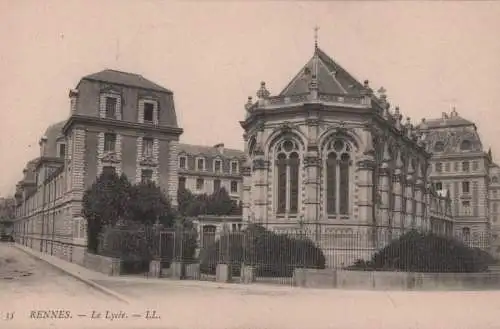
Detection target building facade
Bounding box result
[419,110,492,248]
[177,143,245,201]
[239,45,453,254]
[13,70,183,264]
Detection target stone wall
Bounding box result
[293,268,500,290]
[83,252,122,276]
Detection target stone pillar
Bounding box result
[252,153,269,225]
[166,140,179,207]
[241,160,252,222]
[379,143,391,229]
[304,150,320,226]
[392,153,404,235]
[414,170,424,229]
[356,158,375,227]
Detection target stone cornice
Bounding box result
[62,114,183,137]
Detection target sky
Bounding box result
[1,1,500,196]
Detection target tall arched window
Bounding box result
[325,138,352,215]
[275,139,301,214]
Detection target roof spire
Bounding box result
[314,25,320,50]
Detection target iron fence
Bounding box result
[92,224,495,280]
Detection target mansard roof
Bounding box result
[418,111,475,130]
[279,47,365,97]
[41,120,66,157]
[81,69,172,93]
[178,143,245,159]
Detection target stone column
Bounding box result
[392,152,404,235]
[252,153,269,225]
[241,160,252,222]
[356,159,375,228]
[414,165,425,230]
[379,143,391,229]
[405,162,415,229]
[303,150,320,230]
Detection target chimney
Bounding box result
[69,89,79,114]
[214,143,224,154]
[39,136,48,157]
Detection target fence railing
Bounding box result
[95,225,494,276]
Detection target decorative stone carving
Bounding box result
[100,151,121,164]
[304,155,321,167]
[245,96,253,111]
[139,156,158,167]
[256,81,270,99]
[252,158,269,170]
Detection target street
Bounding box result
[2,243,500,329]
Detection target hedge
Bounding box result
[349,230,495,273]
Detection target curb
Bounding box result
[13,244,130,304]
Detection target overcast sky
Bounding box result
[1,1,499,196]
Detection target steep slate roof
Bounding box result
[419,115,475,129]
[279,47,365,97]
[42,120,66,157]
[81,69,172,93]
[178,143,245,159]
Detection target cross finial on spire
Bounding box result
[314,25,320,49]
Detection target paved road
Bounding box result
[0,243,126,329]
[94,278,500,329]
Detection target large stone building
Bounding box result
[12,43,497,267]
[13,70,183,264]
[239,45,453,244]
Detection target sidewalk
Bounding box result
[14,244,130,303]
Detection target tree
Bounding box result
[82,171,132,253]
[206,187,235,215]
[128,181,176,227]
[177,187,242,217]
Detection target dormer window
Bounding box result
[214,159,222,173]
[139,99,158,124]
[460,140,472,151]
[179,156,187,170]
[230,160,239,174]
[58,144,66,158]
[433,141,445,153]
[144,103,154,122]
[196,157,206,171]
[105,97,117,118]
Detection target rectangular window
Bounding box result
[59,144,66,158]
[230,180,238,193]
[178,176,186,190]
[144,103,154,122]
[141,169,153,183]
[142,138,153,157]
[196,178,204,190]
[104,133,116,152]
[105,97,117,118]
[444,162,450,172]
[231,161,238,174]
[435,163,443,173]
[213,179,221,192]
[462,161,470,172]
[454,162,459,171]
[472,161,479,171]
[179,156,187,169]
[462,201,471,216]
[197,158,205,171]
[214,160,222,173]
[434,182,443,191]
[462,181,470,193]
[102,166,116,176]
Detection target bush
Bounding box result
[348,230,495,273]
[199,225,326,277]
